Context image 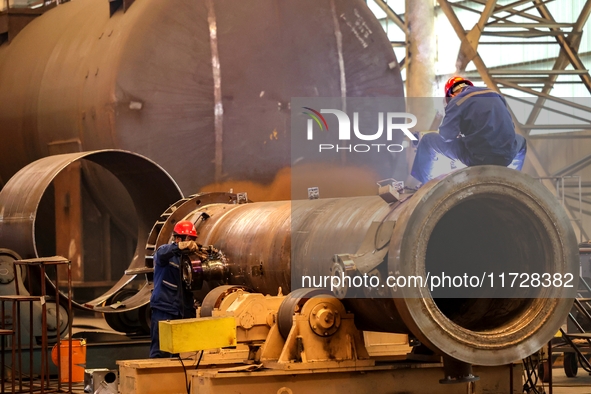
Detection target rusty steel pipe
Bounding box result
[166,166,577,366]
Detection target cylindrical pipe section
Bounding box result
[174,166,577,365]
[389,165,578,365]
[0,150,183,308]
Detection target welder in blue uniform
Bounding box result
[149,220,198,358]
[410,76,527,186]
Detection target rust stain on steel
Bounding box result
[199,164,382,202]
[206,0,224,184]
[330,0,347,101]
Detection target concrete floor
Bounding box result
[4,365,590,393]
[552,367,591,394]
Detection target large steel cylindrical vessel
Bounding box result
[0,0,404,196]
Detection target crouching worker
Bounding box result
[410,76,527,186]
[149,220,198,358]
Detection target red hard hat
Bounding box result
[173,220,197,238]
[444,76,473,97]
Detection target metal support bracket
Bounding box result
[335,220,396,276]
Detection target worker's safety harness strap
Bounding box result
[455,89,497,106]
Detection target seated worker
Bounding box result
[149,220,198,358]
[410,76,527,186]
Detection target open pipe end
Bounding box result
[0,150,183,309]
[390,166,578,365]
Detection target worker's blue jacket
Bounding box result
[150,242,194,317]
[439,86,519,162]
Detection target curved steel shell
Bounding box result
[0,0,404,195]
[0,149,182,306]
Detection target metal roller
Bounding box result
[0,248,68,343]
[0,249,24,285]
[200,285,252,318]
[276,288,334,340]
[157,166,578,366]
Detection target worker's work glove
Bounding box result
[178,240,198,252]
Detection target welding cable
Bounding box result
[522,357,532,393]
[529,356,542,394]
[532,356,543,394]
[178,355,190,394]
[531,356,541,394]
[195,350,204,369]
[522,356,541,394]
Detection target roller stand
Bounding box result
[439,355,480,384]
[260,290,373,369]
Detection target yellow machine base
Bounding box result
[118,359,522,394]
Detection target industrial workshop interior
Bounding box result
[2,0,591,393]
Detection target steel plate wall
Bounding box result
[0,0,404,195]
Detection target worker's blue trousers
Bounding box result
[149,308,181,358]
[410,133,527,185]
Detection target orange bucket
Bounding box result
[51,339,87,383]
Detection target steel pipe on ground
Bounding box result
[167,166,577,366]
